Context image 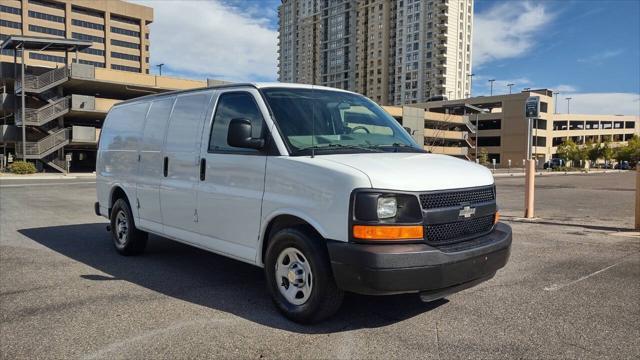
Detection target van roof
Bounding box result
[113,82,356,107]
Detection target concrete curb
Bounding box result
[0,173,96,180]
[493,170,627,178]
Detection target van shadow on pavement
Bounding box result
[19,223,444,333]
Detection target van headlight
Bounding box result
[377,197,397,219]
[352,191,422,223]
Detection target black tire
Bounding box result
[264,226,344,324]
[110,198,148,256]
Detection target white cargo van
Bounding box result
[96,83,511,323]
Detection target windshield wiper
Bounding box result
[295,143,384,154]
[370,143,425,152]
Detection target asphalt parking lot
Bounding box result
[1,173,638,359]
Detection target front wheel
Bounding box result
[264,227,344,324]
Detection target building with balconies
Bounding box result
[422,89,639,166]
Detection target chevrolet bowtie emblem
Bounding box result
[459,206,476,218]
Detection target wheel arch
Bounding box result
[108,185,132,218]
[258,213,326,266]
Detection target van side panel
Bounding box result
[96,102,150,217]
[159,91,213,235]
[136,97,176,231]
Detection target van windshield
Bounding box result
[261,88,424,155]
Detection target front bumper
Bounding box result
[327,222,512,296]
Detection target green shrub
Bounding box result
[8,161,36,174]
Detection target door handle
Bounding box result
[163,156,168,177]
[200,158,206,181]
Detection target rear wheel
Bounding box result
[110,198,147,255]
[265,227,344,324]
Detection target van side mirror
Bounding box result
[227,118,264,150]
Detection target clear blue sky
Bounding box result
[472,0,640,95]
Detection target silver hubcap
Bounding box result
[115,210,128,245]
[275,247,313,305]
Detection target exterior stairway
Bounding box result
[15,96,70,127]
[15,67,70,94]
[15,127,70,160]
[13,66,73,173]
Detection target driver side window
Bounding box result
[208,92,264,153]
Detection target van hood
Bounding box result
[319,153,494,191]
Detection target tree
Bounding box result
[587,141,601,163]
[556,139,579,166]
[601,141,614,164]
[478,147,489,165]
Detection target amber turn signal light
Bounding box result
[353,225,423,240]
[494,211,500,224]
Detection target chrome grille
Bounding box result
[419,186,495,209]
[424,215,495,245]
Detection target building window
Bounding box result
[79,59,105,68]
[72,32,104,43]
[111,51,140,62]
[30,52,65,63]
[626,121,636,129]
[540,102,548,113]
[29,25,65,37]
[569,121,584,130]
[488,153,501,164]
[111,26,140,38]
[28,10,65,23]
[534,136,546,147]
[0,5,21,15]
[80,47,105,56]
[111,64,141,73]
[72,19,104,31]
[1,19,22,29]
[553,121,568,130]
[28,0,64,10]
[111,14,139,26]
[110,39,140,50]
[477,136,501,147]
[477,119,501,130]
[72,6,104,18]
[533,119,547,129]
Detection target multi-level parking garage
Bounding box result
[0,36,220,172]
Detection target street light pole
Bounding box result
[553,91,560,114]
[156,63,164,76]
[566,97,572,114]
[467,73,475,98]
[507,83,514,94]
[488,79,495,96]
[20,44,26,161]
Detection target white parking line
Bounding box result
[543,256,632,291]
[0,181,96,188]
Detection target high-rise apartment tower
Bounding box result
[277,0,474,105]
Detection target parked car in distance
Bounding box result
[95,83,512,323]
[615,161,631,170]
[543,158,564,169]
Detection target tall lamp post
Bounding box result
[488,79,495,96]
[566,97,572,114]
[553,91,560,114]
[156,63,165,76]
[467,73,475,98]
[507,83,514,94]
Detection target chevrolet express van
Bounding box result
[95,83,512,323]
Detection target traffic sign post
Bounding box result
[524,96,539,219]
